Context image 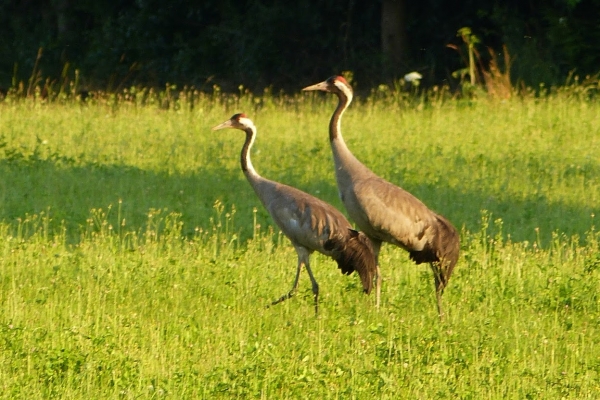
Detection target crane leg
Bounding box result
[436,290,443,320]
[375,265,382,309]
[431,262,446,320]
[304,262,320,315]
[270,258,304,307]
[371,240,382,309]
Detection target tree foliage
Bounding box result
[0,0,598,92]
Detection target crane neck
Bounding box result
[241,126,260,182]
[329,88,353,143]
[328,86,369,179]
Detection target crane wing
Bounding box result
[259,181,349,250]
[349,177,437,251]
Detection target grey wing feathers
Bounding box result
[408,214,458,259]
[265,183,347,246]
[352,178,436,244]
[351,176,459,280]
[257,180,377,294]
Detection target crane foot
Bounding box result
[267,290,296,308]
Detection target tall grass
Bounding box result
[1,87,597,243]
[0,87,599,397]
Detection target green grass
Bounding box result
[0,90,599,398]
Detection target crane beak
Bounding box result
[212,120,233,131]
[302,81,329,92]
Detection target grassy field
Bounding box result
[0,87,599,398]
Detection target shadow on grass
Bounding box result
[0,158,251,242]
[0,155,595,247]
[413,182,595,245]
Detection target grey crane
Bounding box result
[303,76,459,318]
[212,113,377,314]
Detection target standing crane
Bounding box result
[303,76,459,318]
[212,113,377,314]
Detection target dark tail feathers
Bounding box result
[324,229,377,294]
[434,215,460,288]
[407,214,459,292]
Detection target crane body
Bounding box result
[212,113,377,314]
[303,77,459,317]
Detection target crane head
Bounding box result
[302,76,353,97]
[212,113,254,131]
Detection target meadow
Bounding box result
[0,84,599,398]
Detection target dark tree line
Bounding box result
[0,0,598,93]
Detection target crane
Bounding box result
[212,113,377,314]
[302,76,459,318]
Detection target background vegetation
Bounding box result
[0,1,599,397]
[0,84,599,397]
[1,0,600,92]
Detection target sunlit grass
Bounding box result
[0,89,599,397]
[1,91,598,243]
